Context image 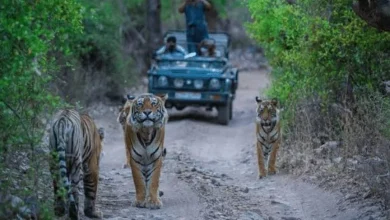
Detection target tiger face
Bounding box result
[127,93,168,130]
[255,97,279,132]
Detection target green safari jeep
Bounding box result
[147,30,239,125]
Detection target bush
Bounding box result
[247,0,390,211]
[247,0,390,105]
[0,0,83,218]
[54,0,143,105]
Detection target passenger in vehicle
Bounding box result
[178,0,212,54]
[155,36,187,57]
[198,39,222,58]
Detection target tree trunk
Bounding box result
[146,0,162,52]
[205,1,220,32]
[205,1,235,33]
[145,0,162,74]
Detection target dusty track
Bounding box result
[85,69,383,220]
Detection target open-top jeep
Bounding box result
[147,30,239,125]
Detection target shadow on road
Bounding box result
[166,107,222,125]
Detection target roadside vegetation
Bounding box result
[0,1,250,218]
[247,0,390,213]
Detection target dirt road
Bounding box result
[88,69,382,220]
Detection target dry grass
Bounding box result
[52,61,134,107]
[278,91,390,212]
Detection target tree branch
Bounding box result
[0,99,33,142]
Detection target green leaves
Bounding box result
[247,0,390,105]
[246,0,390,135]
[0,1,83,218]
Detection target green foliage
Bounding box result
[0,0,83,218]
[75,0,135,86]
[247,0,390,105]
[54,0,143,105]
[247,1,390,207]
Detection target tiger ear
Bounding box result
[156,93,168,102]
[255,96,262,103]
[124,94,136,106]
[127,94,136,101]
[271,98,278,107]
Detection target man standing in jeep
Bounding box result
[178,0,211,54]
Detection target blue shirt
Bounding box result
[184,2,206,27]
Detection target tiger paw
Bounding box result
[123,163,129,169]
[84,208,103,219]
[134,200,146,208]
[258,175,266,179]
[268,169,277,175]
[145,198,162,209]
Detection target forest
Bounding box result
[1,0,390,219]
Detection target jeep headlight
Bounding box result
[209,78,221,90]
[157,76,168,87]
[225,79,231,90]
[174,78,184,88]
[194,79,204,89]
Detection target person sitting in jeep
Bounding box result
[198,38,222,57]
[155,36,187,57]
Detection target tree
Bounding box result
[146,0,162,54]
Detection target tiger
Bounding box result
[117,97,134,169]
[255,97,281,179]
[117,96,133,133]
[80,113,105,218]
[119,93,168,209]
[49,109,104,219]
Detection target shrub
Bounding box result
[55,0,143,105]
[0,0,83,218]
[247,0,390,106]
[247,0,390,211]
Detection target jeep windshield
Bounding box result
[156,57,226,70]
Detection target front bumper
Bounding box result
[148,89,233,108]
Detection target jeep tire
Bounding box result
[229,101,233,120]
[218,99,231,125]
